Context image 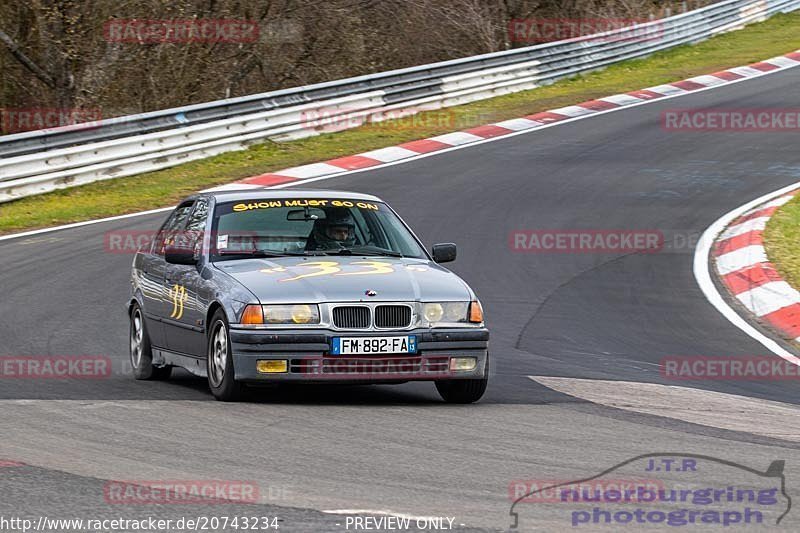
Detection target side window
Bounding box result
[183,199,209,255]
[153,202,194,256]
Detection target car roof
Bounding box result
[197,188,384,204]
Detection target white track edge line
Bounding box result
[0,207,174,242]
[693,182,800,366]
[1,54,797,243]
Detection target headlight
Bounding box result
[423,303,445,322]
[266,304,320,324]
[241,304,320,325]
[421,302,471,326]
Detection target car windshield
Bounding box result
[211,198,427,261]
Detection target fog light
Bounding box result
[450,357,477,371]
[257,360,288,373]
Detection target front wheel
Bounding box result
[207,310,243,401]
[435,355,488,404]
[130,303,172,380]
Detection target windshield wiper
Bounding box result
[325,247,404,258]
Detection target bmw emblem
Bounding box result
[365,289,377,297]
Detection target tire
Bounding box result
[130,303,172,380]
[435,355,488,404]
[207,310,243,401]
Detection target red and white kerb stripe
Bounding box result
[207,51,800,192]
[714,192,800,341]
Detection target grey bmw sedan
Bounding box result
[128,189,489,402]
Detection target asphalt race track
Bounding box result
[1,66,800,531]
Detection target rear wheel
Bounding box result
[435,355,488,404]
[130,303,172,380]
[207,310,243,401]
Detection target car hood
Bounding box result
[214,256,472,303]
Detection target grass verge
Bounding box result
[2,12,800,234]
[764,192,800,288]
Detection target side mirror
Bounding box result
[165,245,198,265]
[432,243,457,263]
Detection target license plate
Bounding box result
[331,336,417,355]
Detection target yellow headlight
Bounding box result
[291,304,314,324]
[263,304,320,324]
[423,303,444,322]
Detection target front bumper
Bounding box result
[230,327,489,383]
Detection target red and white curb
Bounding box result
[713,191,800,342]
[3,48,800,244]
[695,182,800,368]
[206,51,800,193]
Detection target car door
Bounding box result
[150,201,195,350]
[139,203,193,348]
[163,198,212,357]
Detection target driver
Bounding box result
[306,209,357,250]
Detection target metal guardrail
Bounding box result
[0,0,797,202]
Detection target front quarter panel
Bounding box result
[208,264,260,325]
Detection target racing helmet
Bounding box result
[312,209,357,248]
